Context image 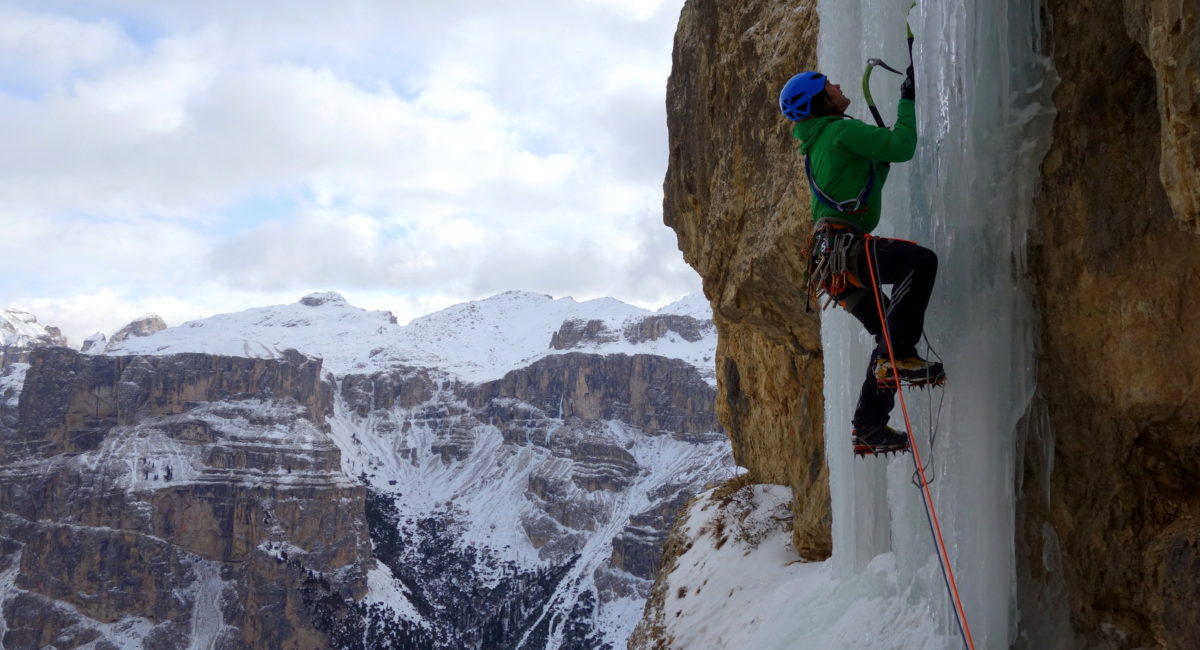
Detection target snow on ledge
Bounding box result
[656,484,954,650]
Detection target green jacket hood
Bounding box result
[792,116,845,155]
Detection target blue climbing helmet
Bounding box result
[779,71,827,121]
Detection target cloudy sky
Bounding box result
[0,0,699,345]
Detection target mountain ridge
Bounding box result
[102,290,716,383]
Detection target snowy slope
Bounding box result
[1,309,65,348]
[643,484,952,650]
[654,293,711,320]
[333,406,733,648]
[106,290,716,383]
[0,363,28,409]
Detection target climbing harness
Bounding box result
[804,154,877,215]
[863,234,977,650]
[806,222,864,309]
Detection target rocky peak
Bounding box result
[623,314,712,344]
[105,313,167,350]
[1,309,69,367]
[299,291,347,307]
[550,314,715,351]
[0,309,68,350]
[549,319,620,350]
[79,332,107,354]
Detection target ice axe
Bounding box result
[861,57,903,129]
[861,1,917,129]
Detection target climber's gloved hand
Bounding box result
[900,64,915,101]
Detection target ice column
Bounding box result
[817,0,1056,647]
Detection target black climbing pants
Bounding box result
[833,236,938,429]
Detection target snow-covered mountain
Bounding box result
[106,290,717,385]
[0,291,730,649]
[80,332,107,354]
[103,313,167,352]
[0,309,67,351]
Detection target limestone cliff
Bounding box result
[1021,0,1200,648]
[659,0,1200,647]
[664,0,829,559]
[0,348,369,649]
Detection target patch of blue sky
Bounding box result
[263,48,426,103]
[211,192,303,236]
[0,73,44,101]
[348,67,425,102]
[342,48,428,101]
[0,267,69,297]
[11,1,163,49]
[211,190,405,235]
[517,129,569,159]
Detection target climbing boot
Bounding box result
[852,425,910,457]
[875,355,945,388]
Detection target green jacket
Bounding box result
[791,98,916,233]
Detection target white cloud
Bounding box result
[0,4,140,87]
[580,0,678,21]
[0,0,700,342]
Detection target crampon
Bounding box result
[852,425,911,458]
[875,357,946,389]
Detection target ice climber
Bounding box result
[779,64,944,457]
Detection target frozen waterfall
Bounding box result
[818,0,1056,648]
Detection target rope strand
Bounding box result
[863,234,975,650]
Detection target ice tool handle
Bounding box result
[860,58,902,129]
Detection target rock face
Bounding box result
[658,0,1200,647]
[550,319,621,349]
[1019,1,1200,648]
[1125,1,1200,231]
[105,313,168,351]
[471,353,718,436]
[550,315,714,351]
[0,348,370,649]
[623,314,712,345]
[663,0,829,559]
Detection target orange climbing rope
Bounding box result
[863,233,977,650]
